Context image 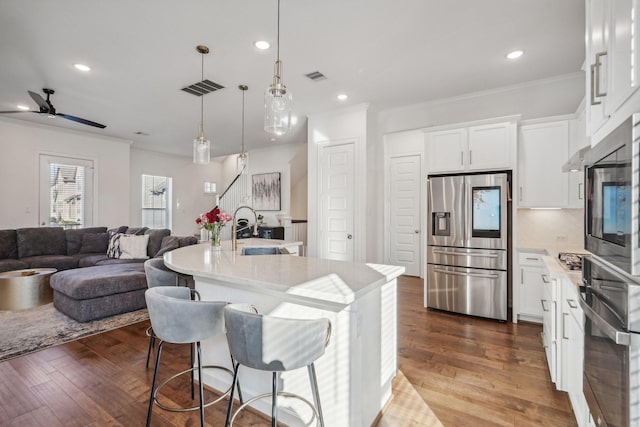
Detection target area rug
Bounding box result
[0,303,148,362]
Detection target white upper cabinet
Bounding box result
[426,128,466,173]
[426,121,513,174]
[519,120,569,208]
[586,0,638,136]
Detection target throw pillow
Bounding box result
[125,227,149,236]
[107,233,124,258]
[119,234,150,259]
[79,233,109,253]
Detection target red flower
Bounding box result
[205,211,215,223]
[195,217,202,225]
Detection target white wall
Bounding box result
[0,117,130,229]
[307,104,369,261]
[289,144,308,220]
[129,148,224,236]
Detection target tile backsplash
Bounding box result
[517,208,584,258]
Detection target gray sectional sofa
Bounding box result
[0,226,197,322]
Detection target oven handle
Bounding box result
[432,249,499,259]
[578,295,630,346]
[433,268,499,279]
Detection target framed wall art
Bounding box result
[252,172,281,211]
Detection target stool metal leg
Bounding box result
[196,342,205,427]
[191,342,195,400]
[225,361,240,427]
[146,340,165,427]
[308,363,324,427]
[272,372,279,427]
[145,327,155,369]
[229,355,244,404]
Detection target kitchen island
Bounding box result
[164,241,404,426]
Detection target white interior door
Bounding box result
[389,155,421,276]
[320,142,355,261]
[39,154,94,228]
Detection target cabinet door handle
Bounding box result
[521,269,524,284]
[590,63,602,106]
[541,299,549,312]
[578,182,583,200]
[567,299,578,309]
[519,186,523,202]
[594,51,608,97]
[562,313,569,340]
[460,151,464,166]
[525,257,540,261]
[541,274,550,283]
[469,150,473,165]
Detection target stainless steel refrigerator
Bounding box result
[426,172,510,321]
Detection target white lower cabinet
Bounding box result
[542,257,592,427]
[518,251,546,322]
[561,280,590,427]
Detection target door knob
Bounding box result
[347,234,353,240]
[414,230,419,234]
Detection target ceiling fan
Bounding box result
[0,88,106,129]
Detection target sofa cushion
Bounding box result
[72,253,109,268]
[79,233,109,254]
[0,230,18,259]
[144,228,171,258]
[178,236,198,247]
[65,227,108,255]
[154,236,181,258]
[50,263,147,300]
[125,227,148,236]
[95,258,147,266]
[17,227,66,258]
[0,259,29,273]
[107,226,128,238]
[20,255,78,271]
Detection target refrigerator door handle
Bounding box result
[433,249,498,258]
[433,268,500,279]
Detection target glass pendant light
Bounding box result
[264,0,292,135]
[237,85,249,173]
[193,45,211,164]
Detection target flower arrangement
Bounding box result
[196,206,232,248]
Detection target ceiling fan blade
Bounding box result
[0,110,32,114]
[57,113,106,129]
[28,90,49,112]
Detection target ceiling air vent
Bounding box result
[181,79,225,96]
[305,71,327,81]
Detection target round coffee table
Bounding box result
[0,268,57,310]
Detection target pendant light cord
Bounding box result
[277,0,280,61]
[241,89,245,153]
[200,51,204,135]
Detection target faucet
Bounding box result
[232,205,259,251]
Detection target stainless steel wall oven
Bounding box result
[580,256,640,427]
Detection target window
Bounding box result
[141,174,172,229]
[39,155,94,229]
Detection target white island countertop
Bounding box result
[164,241,404,309]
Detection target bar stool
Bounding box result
[145,286,239,427]
[143,257,195,369]
[223,303,331,427]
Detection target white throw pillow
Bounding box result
[118,234,150,259]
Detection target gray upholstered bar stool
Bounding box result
[145,286,239,427]
[223,303,331,427]
[143,257,195,369]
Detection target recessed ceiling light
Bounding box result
[506,50,524,60]
[290,116,298,125]
[73,63,91,72]
[17,105,30,111]
[254,40,270,50]
[337,93,348,101]
[269,137,277,142]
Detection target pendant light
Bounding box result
[193,45,211,164]
[264,0,292,136]
[237,85,249,173]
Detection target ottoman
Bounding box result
[50,263,148,322]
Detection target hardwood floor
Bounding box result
[0,275,576,426]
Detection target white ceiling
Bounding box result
[0,0,585,158]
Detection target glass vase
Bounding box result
[210,226,222,251]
